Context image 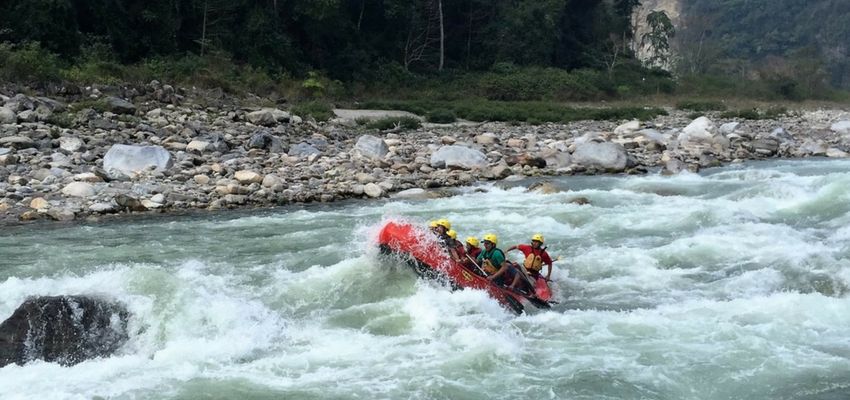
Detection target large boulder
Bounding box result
[288,142,321,157]
[103,144,172,177]
[104,96,136,115]
[354,135,389,159]
[571,141,628,171]
[678,117,729,153]
[0,296,130,367]
[246,108,291,126]
[61,182,96,198]
[0,107,15,124]
[246,131,284,153]
[831,121,850,135]
[430,145,488,170]
[0,136,36,150]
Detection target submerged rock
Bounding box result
[0,296,130,367]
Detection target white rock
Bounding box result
[29,197,49,210]
[194,174,211,185]
[832,121,850,135]
[141,199,163,209]
[103,144,172,177]
[826,148,849,158]
[246,108,290,126]
[261,174,282,188]
[475,133,499,145]
[364,183,383,198]
[150,193,165,204]
[0,107,15,124]
[61,182,95,198]
[186,140,210,153]
[571,142,628,171]
[234,170,263,184]
[430,145,488,170]
[73,172,101,182]
[354,135,389,159]
[59,137,84,153]
[614,120,641,136]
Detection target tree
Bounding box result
[640,10,675,69]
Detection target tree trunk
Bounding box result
[200,0,208,56]
[438,0,445,71]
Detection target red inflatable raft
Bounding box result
[377,221,552,314]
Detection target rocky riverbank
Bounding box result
[1,83,849,225]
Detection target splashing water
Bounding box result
[2,159,850,399]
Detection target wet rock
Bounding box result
[0,296,130,367]
[354,135,389,160]
[18,210,42,221]
[488,164,512,180]
[46,208,75,221]
[103,145,172,177]
[572,141,628,171]
[89,202,119,214]
[526,181,562,194]
[752,138,780,155]
[798,139,828,156]
[826,148,849,158]
[430,145,488,170]
[568,197,591,205]
[114,194,147,211]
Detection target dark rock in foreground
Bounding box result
[0,295,130,367]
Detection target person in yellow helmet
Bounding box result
[446,229,466,262]
[506,233,554,289]
[476,233,517,286]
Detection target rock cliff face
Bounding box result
[632,0,681,70]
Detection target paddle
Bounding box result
[464,254,489,278]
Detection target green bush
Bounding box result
[292,100,335,122]
[426,109,457,123]
[0,42,63,82]
[720,107,788,120]
[366,116,422,131]
[677,100,727,112]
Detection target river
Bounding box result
[2,159,850,400]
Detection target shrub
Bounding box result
[366,116,422,131]
[677,100,727,112]
[0,42,63,82]
[292,100,335,122]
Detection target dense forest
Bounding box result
[0,0,641,80]
[0,0,847,102]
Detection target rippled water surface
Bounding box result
[3,159,850,400]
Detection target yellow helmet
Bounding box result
[482,233,498,245]
[447,230,458,239]
[466,237,480,247]
[531,234,544,243]
[428,220,438,228]
[437,218,452,230]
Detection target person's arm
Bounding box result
[505,245,518,252]
[544,252,554,280]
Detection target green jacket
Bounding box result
[477,247,505,268]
